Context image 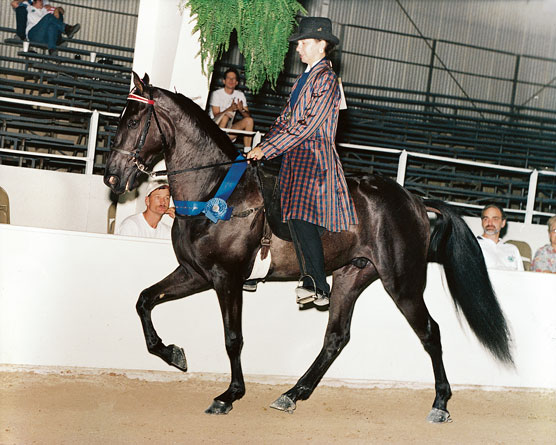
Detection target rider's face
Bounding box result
[296,39,326,65]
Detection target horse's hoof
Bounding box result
[270,394,296,414]
[205,399,232,415]
[168,344,187,372]
[426,408,452,423]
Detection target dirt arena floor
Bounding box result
[1,369,555,444]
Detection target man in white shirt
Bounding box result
[209,68,254,151]
[117,182,175,240]
[477,204,523,271]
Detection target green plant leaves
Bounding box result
[180,0,305,93]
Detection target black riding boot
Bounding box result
[288,219,330,306]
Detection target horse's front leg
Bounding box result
[136,265,209,371]
[204,271,245,415]
[271,263,378,413]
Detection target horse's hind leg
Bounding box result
[271,263,378,413]
[382,273,453,423]
[136,265,209,372]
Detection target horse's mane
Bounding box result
[156,87,240,161]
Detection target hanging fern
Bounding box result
[179,0,305,93]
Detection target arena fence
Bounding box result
[1,94,553,225]
[0,96,118,174]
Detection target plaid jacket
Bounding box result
[259,59,358,232]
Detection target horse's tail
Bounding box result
[424,199,513,365]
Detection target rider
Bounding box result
[247,17,358,307]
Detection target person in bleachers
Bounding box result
[116,181,175,240]
[208,67,254,152]
[476,204,523,271]
[11,0,80,54]
[531,215,556,273]
[11,0,41,40]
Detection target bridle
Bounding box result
[110,89,248,178]
[110,90,170,177]
[110,86,252,223]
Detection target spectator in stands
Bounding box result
[531,215,556,273]
[12,0,38,40]
[117,181,175,240]
[11,0,80,54]
[208,68,254,152]
[476,204,523,271]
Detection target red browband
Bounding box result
[127,93,154,105]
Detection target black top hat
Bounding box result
[288,17,339,46]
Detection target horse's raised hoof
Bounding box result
[205,399,232,415]
[426,408,452,423]
[270,394,296,414]
[168,344,187,372]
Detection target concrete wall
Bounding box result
[132,0,210,108]
[1,161,551,250]
[0,164,111,234]
[1,224,555,389]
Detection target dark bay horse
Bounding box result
[104,73,512,422]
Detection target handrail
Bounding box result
[1,95,552,223]
[338,143,556,223]
[0,96,119,117]
[0,96,119,173]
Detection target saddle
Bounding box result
[256,158,292,242]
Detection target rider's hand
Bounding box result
[166,206,176,219]
[246,146,264,163]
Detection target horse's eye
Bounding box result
[128,119,139,129]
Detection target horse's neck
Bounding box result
[165,138,234,203]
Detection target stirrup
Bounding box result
[295,275,317,305]
[243,279,258,292]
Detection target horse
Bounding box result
[104,72,513,422]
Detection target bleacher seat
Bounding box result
[0,186,9,224]
[505,240,533,271]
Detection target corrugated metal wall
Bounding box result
[218,0,555,118]
[326,0,556,116]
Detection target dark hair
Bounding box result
[481,204,507,220]
[324,41,336,56]
[223,68,240,82]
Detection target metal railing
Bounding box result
[0,96,118,174]
[2,95,553,224]
[339,142,556,224]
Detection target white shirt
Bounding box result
[117,213,171,240]
[208,87,247,118]
[22,1,52,36]
[477,236,524,271]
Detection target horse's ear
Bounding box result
[132,71,145,94]
[142,73,150,86]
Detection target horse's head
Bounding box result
[104,72,171,194]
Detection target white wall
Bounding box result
[1,224,555,389]
[0,161,552,251]
[0,164,112,234]
[132,0,210,108]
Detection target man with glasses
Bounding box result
[476,204,523,271]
